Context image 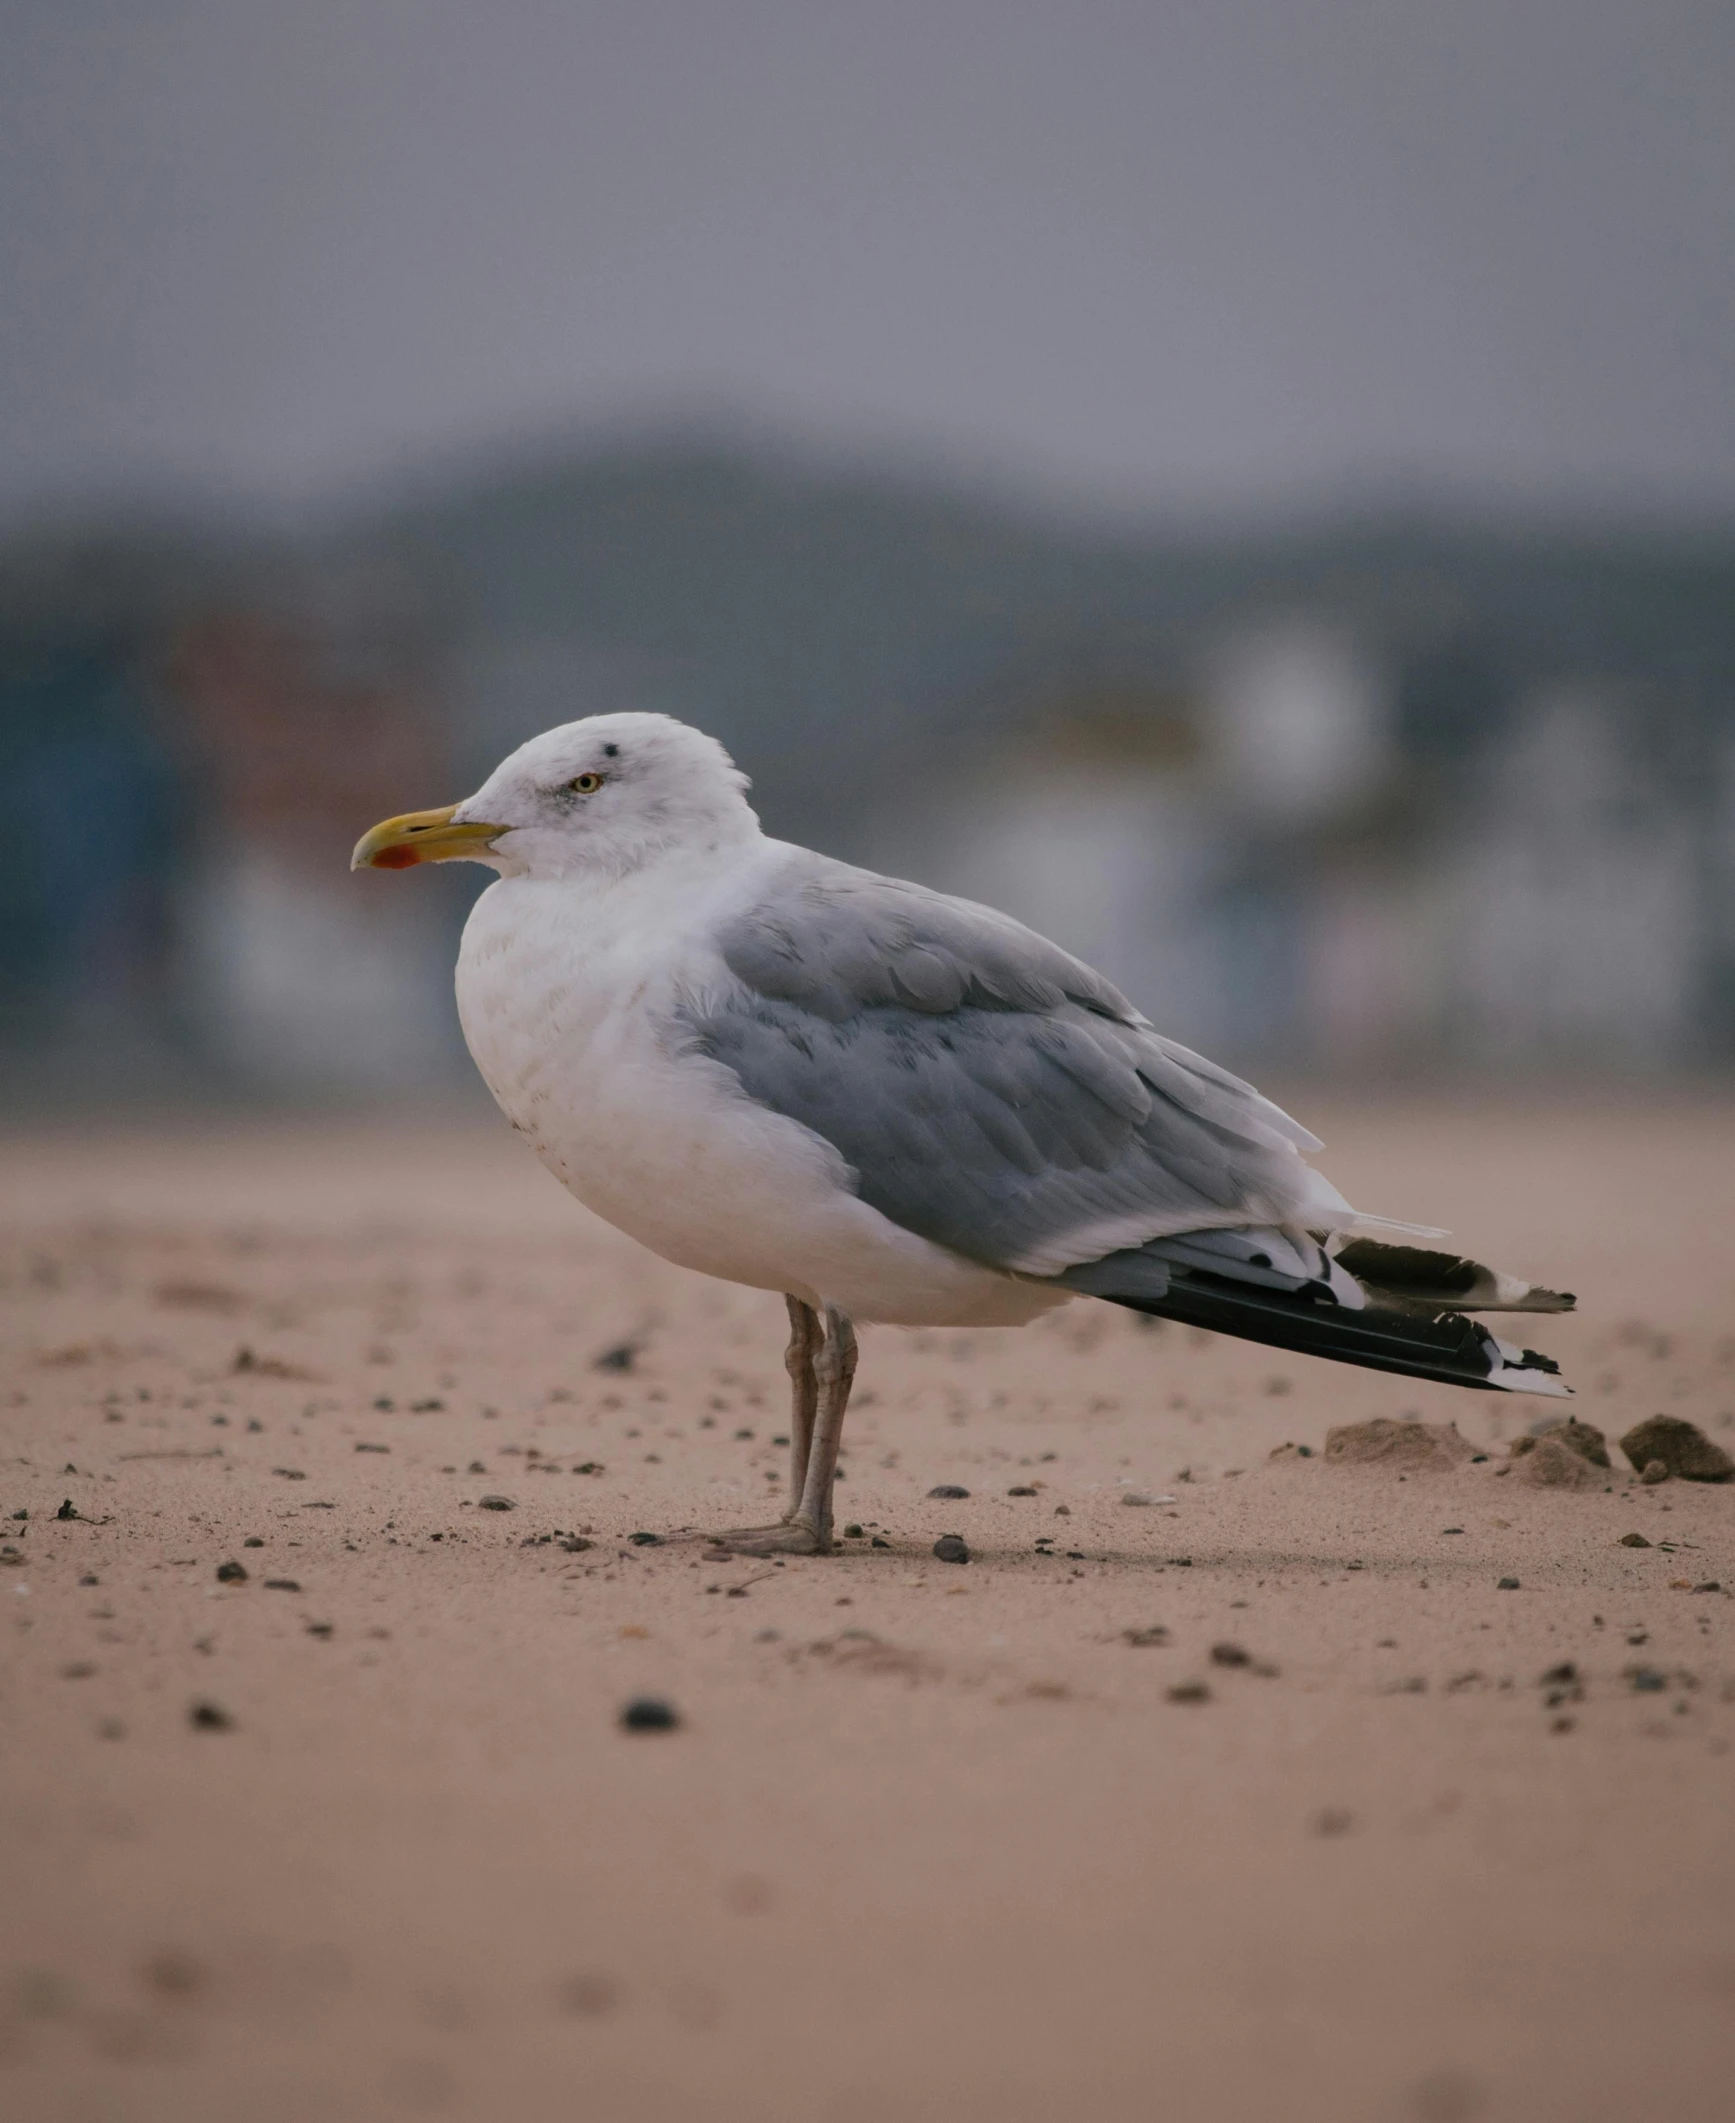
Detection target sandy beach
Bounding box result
[2,1096,1732,2122]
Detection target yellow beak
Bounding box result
[350,805,508,872]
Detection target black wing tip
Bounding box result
[1106,1272,1570,1396]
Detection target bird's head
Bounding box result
[351,712,758,882]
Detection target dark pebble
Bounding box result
[1122,1626,1169,1647]
[243,1537,264,1548]
[188,1701,233,1731]
[1210,1642,1252,1667]
[928,1485,970,1500]
[593,1342,638,1373]
[1693,1581,1722,1594]
[620,1696,679,1731]
[1631,1667,1667,1692]
[628,1531,661,1546]
[263,1578,301,1592]
[1619,1533,1652,1548]
[558,1536,594,1553]
[215,1561,248,1584]
[1497,1577,1520,1590]
[933,1534,970,1564]
[55,1498,79,1521]
[871,1536,891,1548]
[574,1461,605,1476]
[1007,1485,1038,1497]
[478,1495,516,1512]
[1167,1681,1211,1704]
[306,1622,334,1638]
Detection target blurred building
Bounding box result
[866,608,1735,1077]
[1,438,1732,1100]
[0,533,467,1099]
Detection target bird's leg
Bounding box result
[792,1305,856,1548]
[705,1303,854,1556]
[782,1294,821,1507]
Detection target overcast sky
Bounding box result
[3,1,1733,524]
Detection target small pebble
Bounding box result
[188,1701,233,1731]
[263,1578,301,1592]
[1007,1486,1038,1498]
[627,1531,661,1547]
[1121,1492,1153,1507]
[478,1495,516,1512]
[1210,1642,1252,1667]
[842,1523,864,1538]
[1497,1577,1520,1590]
[1619,1533,1652,1548]
[933,1534,970,1564]
[1631,1668,1667,1693]
[928,1485,970,1500]
[243,1536,264,1548]
[620,1696,679,1731]
[215,1560,248,1584]
[1167,1681,1210,1704]
[1640,1460,1670,1485]
[1122,1626,1169,1647]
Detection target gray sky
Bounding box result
[3,0,1733,523]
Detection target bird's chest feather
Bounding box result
[452,876,853,1279]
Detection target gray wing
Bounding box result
[680,850,1349,1278]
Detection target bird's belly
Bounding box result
[456,919,1060,1328]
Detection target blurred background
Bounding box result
[3,0,1733,1105]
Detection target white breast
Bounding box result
[453,859,1063,1329]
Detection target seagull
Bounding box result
[353,713,1573,1555]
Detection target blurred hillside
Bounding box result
[4,434,1734,1100]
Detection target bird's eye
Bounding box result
[569,772,604,795]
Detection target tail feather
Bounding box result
[1057,1228,1573,1396]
